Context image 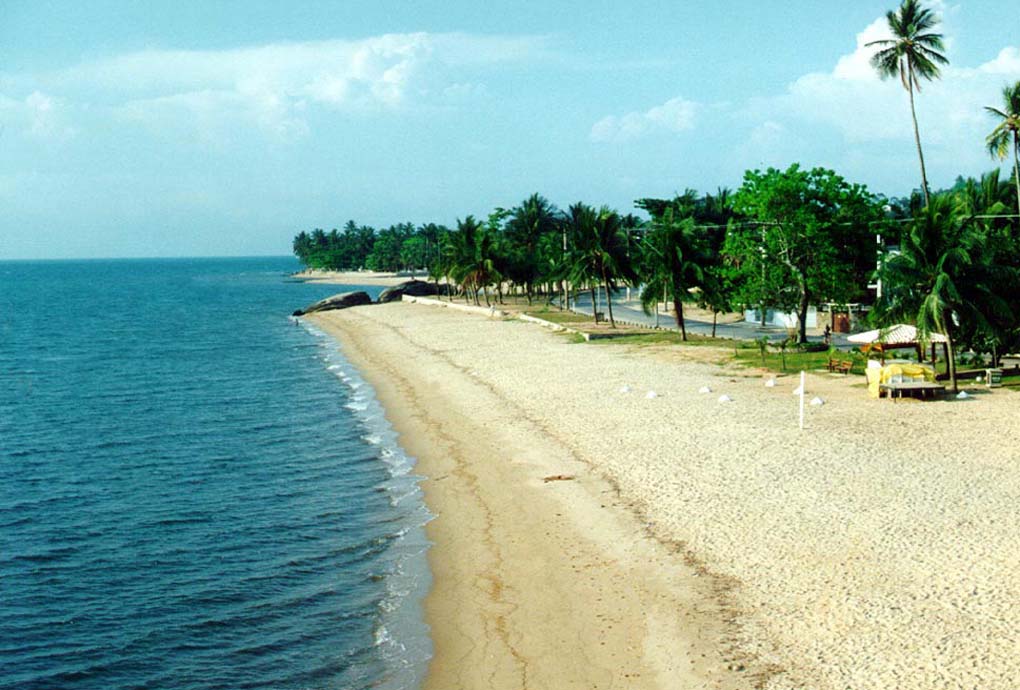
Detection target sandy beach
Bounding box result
[291,269,415,287]
[309,300,1020,690]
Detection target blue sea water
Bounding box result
[0,258,432,690]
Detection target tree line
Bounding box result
[292,0,1020,392]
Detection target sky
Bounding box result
[1,1,1018,259]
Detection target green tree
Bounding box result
[448,216,501,306]
[638,210,704,340]
[564,203,636,328]
[400,236,426,274]
[292,230,313,267]
[366,223,414,272]
[985,81,1020,219]
[636,189,737,336]
[506,194,561,303]
[727,165,881,343]
[867,0,948,207]
[484,209,513,304]
[873,194,1003,391]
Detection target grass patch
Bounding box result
[527,309,592,325]
[588,330,733,347]
[556,332,587,344]
[732,347,863,375]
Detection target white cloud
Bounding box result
[979,47,1020,75]
[758,18,1020,150]
[590,96,700,143]
[3,33,545,143]
[0,90,76,140]
[831,18,892,82]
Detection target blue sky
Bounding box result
[2,1,1018,259]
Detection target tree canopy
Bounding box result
[726,165,884,342]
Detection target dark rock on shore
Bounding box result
[377,280,447,303]
[292,291,373,316]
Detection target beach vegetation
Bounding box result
[872,194,1014,391]
[290,53,1020,374]
[447,215,502,306]
[506,194,562,305]
[637,210,703,340]
[732,344,847,375]
[563,203,638,328]
[587,330,733,349]
[725,165,883,344]
[634,189,735,340]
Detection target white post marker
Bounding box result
[799,370,806,430]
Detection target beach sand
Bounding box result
[309,301,1020,689]
[292,270,417,286]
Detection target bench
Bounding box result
[879,381,945,401]
[827,358,853,375]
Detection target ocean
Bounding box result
[0,258,432,690]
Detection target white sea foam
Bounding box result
[299,320,434,690]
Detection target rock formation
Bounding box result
[292,291,373,316]
[377,280,445,303]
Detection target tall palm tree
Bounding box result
[985,81,1020,219]
[638,210,705,340]
[867,0,948,207]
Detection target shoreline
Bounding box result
[308,308,749,689]
[309,300,1020,690]
[291,269,419,287]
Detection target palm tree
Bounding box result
[638,210,705,340]
[867,0,948,207]
[875,194,995,392]
[564,203,636,327]
[448,216,500,306]
[985,81,1020,219]
[506,194,560,304]
[955,169,1010,218]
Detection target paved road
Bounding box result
[567,289,855,349]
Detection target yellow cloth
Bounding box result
[867,362,936,398]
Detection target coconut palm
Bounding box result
[564,203,636,328]
[448,216,501,306]
[955,169,1010,218]
[985,81,1020,219]
[506,193,561,303]
[638,210,705,340]
[874,194,1000,392]
[867,0,948,207]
